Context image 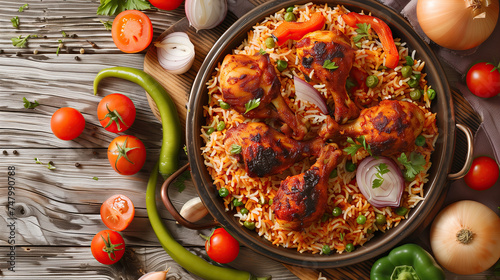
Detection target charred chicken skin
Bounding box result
[219,53,307,140]
[296,30,359,123]
[322,100,426,156]
[224,122,324,178]
[271,143,343,230]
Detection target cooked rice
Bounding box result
[201,3,438,254]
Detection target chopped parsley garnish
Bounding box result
[397,152,426,179]
[11,35,36,48]
[244,98,261,113]
[92,176,99,181]
[259,48,267,55]
[353,23,371,43]
[97,0,151,16]
[100,20,113,31]
[372,163,389,189]
[56,40,64,56]
[323,59,339,70]
[23,97,39,109]
[230,144,242,155]
[339,232,345,241]
[11,16,19,28]
[61,31,67,37]
[343,136,372,156]
[18,4,29,12]
[173,169,191,193]
[35,158,56,170]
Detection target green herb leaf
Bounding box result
[23,97,39,109]
[11,35,34,48]
[259,48,267,55]
[56,39,63,56]
[11,16,20,28]
[372,163,389,189]
[323,59,339,70]
[353,23,370,42]
[97,0,150,16]
[61,31,67,37]
[244,98,261,113]
[343,136,372,156]
[35,158,56,170]
[173,169,191,193]
[92,176,99,181]
[230,144,242,155]
[18,4,29,12]
[339,232,345,241]
[183,145,188,156]
[100,20,113,31]
[397,152,426,179]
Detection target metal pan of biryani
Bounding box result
[180,0,474,268]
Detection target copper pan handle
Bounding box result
[161,163,219,230]
[448,123,474,180]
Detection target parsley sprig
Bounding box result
[97,0,151,16]
[173,169,191,193]
[230,144,242,155]
[244,98,261,113]
[35,158,56,170]
[23,97,39,109]
[397,152,426,179]
[100,20,113,31]
[323,60,339,70]
[11,35,36,48]
[353,23,371,43]
[343,136,372,156]
[372,163,389,189]
[11,16,19,28]
[18,4,28,12]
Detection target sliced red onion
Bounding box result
[155,32,195,75]
[356,156,404,208]
[293,75,329,114]
[185,0,227,32]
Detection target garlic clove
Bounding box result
[179,197,209,223]
[138,269,170,280]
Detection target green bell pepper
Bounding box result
[370,244,445,280]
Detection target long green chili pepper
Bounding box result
[93,67,181,178]
[146,162,271,280]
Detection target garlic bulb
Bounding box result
[179,197,209,223]
[185,0,228,31]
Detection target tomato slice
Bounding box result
[111,10,153,53]
[100,194,135,231]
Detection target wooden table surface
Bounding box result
[0,1,493,280]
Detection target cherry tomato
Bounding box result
[149,0,184,10]
[204,227,239,263]
[464,156,499,191]
[466,62,500,98]
[50,107,85,140]
[111,10,153,53]
[100,194,135,231]
[90,230,125,265]
[97,93,136,133]
[107,135,146,175]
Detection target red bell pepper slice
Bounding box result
[272,12,326,46]
[342,12,400,69]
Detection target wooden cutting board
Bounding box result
[143,7,480,280]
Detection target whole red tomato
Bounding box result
[464,156,499,191]
[97,93,136,133]
[149,0,183,10]
[204,227,240,263]
[466,62,500,98]
[101,194,135,231]
[90,230,125,265]
[107,135,146,175]
[51,107,86,140]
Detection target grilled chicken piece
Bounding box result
[296,30,359,123]
[224,122,324,178]
[220,53,307,140]
[271,143,343,230]
[322,100,426,156]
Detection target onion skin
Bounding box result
[430,200,500,275]
[417,0,499,50]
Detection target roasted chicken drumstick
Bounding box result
[271,143,343,230]
[296,30,359,123]
[321,100,426,156]
[219,53,307,140]
[224,122,324,178]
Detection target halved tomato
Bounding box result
[111,10,153,53]
[100,194,135,231]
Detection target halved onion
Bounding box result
[356,156,404,208]
[293,75,329,114]
[155,32,195,75]
[185,0,227,32]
